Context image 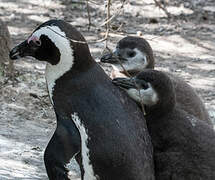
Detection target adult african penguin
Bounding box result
[101,36,212,126]
[9,20,155,180]
[113,69,215,180]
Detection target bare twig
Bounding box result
[113,55,131,77]
[144,36,161,42]
[47,27,87,44]
[29,93,50,107]
[86,0,92,30]
[0,76,19,89]
[104,0,111,49]
[46,1,125,47]
[0,78,9,89]
[8,60,15,86]
[129,74,146,115]
[88,0,102,5]
[100,1,125,27]
[46,26,107,44]
[66,0,85,4]
[138,89,147,115]
[153,0,171,18]
[118,61,131,77]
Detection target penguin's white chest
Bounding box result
[45,51,74,105]
[71,113,98,180]
[45,64,57,105]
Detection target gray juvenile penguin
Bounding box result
[113,69,215,180]
[101,36,212,125]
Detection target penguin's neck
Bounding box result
[45,47,95,105]
[50,60,109,109]
[45,61,73,105]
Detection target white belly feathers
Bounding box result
[71,113,97,180]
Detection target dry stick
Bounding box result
[100,0,125,27]
[104,0,111,50]
[7,37,15,85]
[8,60,15,86]
[68,0,85,4]
[153,0,171,18]
[47,26,86,44]
[46,2,124,45]
[146,36,160,41]
[102,0,125,54]
[88,0,102,5]
[0,78,9,89]
[138,89,147,115]
[86,0,92,31]
[116,59,131,77]
[0,34,15,85]
[29,93,50,107]
[46,26,107,44]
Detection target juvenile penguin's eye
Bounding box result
[135,79,149,90]
[127,51,136,58]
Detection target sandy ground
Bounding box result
[0,0,215,179]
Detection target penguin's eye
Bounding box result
[127,51,136,58]
[28,36,41,47]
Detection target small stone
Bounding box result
[136,31,143,36]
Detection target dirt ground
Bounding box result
[0,0,214,179]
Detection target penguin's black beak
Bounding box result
[112,77,149,90]
[9,38,41,60]
[100,50,120,64]
[9,40,26,60]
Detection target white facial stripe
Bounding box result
[30,26,74,105]
[71,113,97,180]
[112,48,148,73]
[127,83,159,106]
[132,48,147,66]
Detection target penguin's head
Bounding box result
[9,19,93,71]
[101,36,155,76]
[112,69,175,116]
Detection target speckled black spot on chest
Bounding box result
[35,35,60,65]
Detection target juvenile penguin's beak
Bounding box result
[112,77,136,89]
[9,38,41,60]
[112,77,149,90]
[100,50,119,64]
